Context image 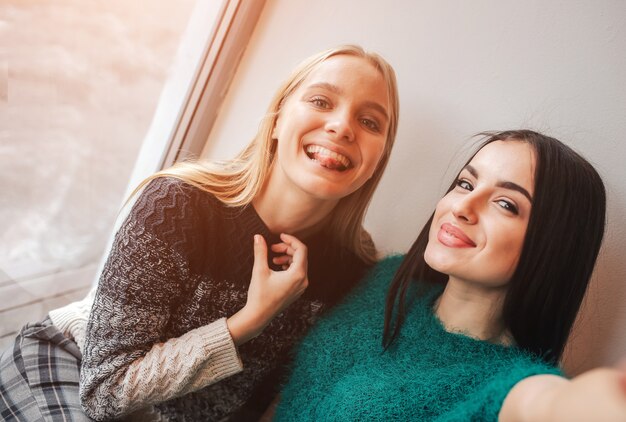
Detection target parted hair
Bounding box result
[131,45,399,265]
[383,130,606,364]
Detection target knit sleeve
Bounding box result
[79,178,243,420]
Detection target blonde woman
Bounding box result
[0,45,399,421]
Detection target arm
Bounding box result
[80,193,243,420]
[499,367,626,421]
[80,181,309,420]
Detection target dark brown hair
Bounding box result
[383,130,606,364]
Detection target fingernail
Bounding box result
[254,234,260,244]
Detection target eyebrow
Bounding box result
[306,82,389,120]
[464,164,533,203]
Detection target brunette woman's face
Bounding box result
[270,55,390,201]
[424,141,536,288]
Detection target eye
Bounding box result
[360,117,381,133]
[455,179,473,191]
[310,96,330,109]
[496,199,519,215]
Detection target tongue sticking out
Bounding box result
[310,152,347,171]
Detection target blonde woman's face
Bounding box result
[270,55,390,202]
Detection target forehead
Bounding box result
[299,55,389,104]
[469,141,536,195]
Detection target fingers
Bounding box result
[270,235,299,255]
[286,239,307,270]
[252,234,269,276]
[270,242,292,255]
[271,234,308,270]
[272,255,292,266]
[271,234,307,265]
[272,234,306,256]
[280,234,308,280]
[279,232,303,245]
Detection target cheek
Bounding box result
[491,227,526,274]
[508,224,527,255]
[423,216,443,263]
[366,152,384,178]
[360,142,386,174]
[509,234,526,265]
[274,139,300,171]
[273,102,304,140]
[432,196,452,219]
[275,121,305,156]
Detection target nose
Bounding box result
[325,109,355,142]
[451,193,479,224]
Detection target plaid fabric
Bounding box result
[0,317,93,421]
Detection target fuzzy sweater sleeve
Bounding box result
[79,178,243,420]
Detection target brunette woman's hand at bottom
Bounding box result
[227,233,309,346]
[500,364,626,422]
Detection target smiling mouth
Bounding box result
[439,223,477,248]
[305,145,352,171]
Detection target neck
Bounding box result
[434,277,511,345]
[252,178,339,238]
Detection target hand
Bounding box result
[502,363,626,421]
[549,367,626,421]
[227,233,309,346]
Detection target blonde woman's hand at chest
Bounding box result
[227,233,309,346]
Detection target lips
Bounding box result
[304,144,352,171]
[438,223,476,248]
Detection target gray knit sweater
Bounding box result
[79,177,368,421]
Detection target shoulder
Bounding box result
[350,255,404,296]
[333,255,405,310]
[135,176,221,212]
[436,347,561,421]
[130,177,224,226]
[349,254,405,295]
[371,254,405,279]
[485,347,562,392]
[478,349,562,419]
[120,177,229,255]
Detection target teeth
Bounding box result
[305,145,351,168]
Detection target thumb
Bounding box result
[252,234,269,276]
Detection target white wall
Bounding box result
[203,0,626,375]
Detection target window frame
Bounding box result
[104,0,267,286]
[124,0,267,196]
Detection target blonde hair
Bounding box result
[132,45,399,265]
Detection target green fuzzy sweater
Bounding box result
[275,256,561,421]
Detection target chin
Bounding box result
[424,249,453,276]
[301,179,360,201]
[423,245,439,267]
[310,188,353,201]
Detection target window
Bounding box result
[0,0,265,350]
